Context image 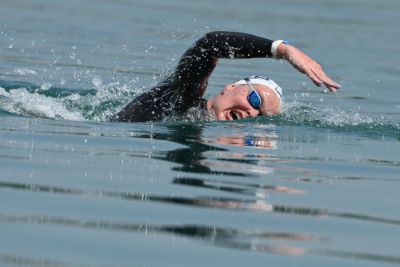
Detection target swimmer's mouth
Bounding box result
[230,111,240,120]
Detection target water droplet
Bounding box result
[40,83,52,90]
[92,76,102,88]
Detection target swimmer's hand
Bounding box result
[277,44,341,92]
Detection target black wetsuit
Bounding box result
[113,31,274,122]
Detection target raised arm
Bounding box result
[173,31,274,99]
[174,31,340,98]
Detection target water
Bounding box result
[1,0,399,266]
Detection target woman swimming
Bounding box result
[113,31,340,122]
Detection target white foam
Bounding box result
[0,87,84,121]
[59,81,141,121]
[40,82,52,90]
[282,102,376,127]
[14,68,38,76]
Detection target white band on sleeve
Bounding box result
[271,40,286,58]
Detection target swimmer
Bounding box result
[113,31,340,122]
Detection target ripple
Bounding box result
[0,253,116,267]
[1,180,399,226]
[1,212,399,265]
[173,177,305,196]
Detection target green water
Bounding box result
[1,0,399,266]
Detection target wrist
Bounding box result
[276,43,289,59]
[271,40,289,59]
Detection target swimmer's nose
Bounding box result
[241,108,259,119]
[249,109,260,117]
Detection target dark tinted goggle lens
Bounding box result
[247,90,261,109]
[241,78,263,110]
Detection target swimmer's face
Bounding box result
[207,83,281,121]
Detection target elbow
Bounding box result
[202,31,224,41]
[195,31,226,45]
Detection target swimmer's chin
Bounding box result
[207,110,217,121]
[166,106,216,122]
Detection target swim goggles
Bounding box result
[234,75,283,110]
[245,78,262,110]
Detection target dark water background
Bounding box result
[1,0,399,266]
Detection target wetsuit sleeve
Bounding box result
[174,31,274,100]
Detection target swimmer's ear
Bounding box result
[224,84,237,92]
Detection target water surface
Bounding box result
[1,0,399,266]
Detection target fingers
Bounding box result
[286,46,341,92]
[304,68,322,87]
[308,64,341,92]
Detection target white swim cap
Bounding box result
[233,75,283,103]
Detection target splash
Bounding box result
[0,87,84,120]
[63,81,140,121]
[262,103,400,140]
[0,79,398,141]
[0,79,142,121]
